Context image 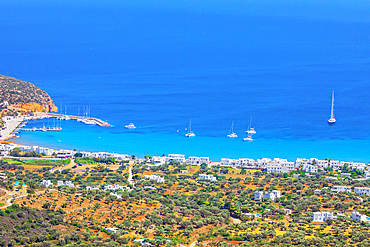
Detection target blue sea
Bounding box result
[1,0,370,162]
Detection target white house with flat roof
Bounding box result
[332,186,351,193]
[313,211,336,222]
[40,180,53,188]
[264,190,281,202]
[198,174,217,181]
[166,154,186,163]
[144,175,165,183]
[254,191,264,200]
[86,186,99,191]
[296,158,311,166]
[329,160,341,169]
[152,156,166,165]
[256,158,271,167]
[316,160,329,168]
[266,164,289,173]
[302,164,318,173]
[354,187,370,196]
[365,172,370,180]
[57,150,74,158]
[186,156,210,165]
[351,211,370,223]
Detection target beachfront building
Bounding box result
[266,164,289,173]
[351,211,370,223]
[313,211,336,222]
[198,174,217,181]
[354,187,370,196]
[40,180,53,188]
[186,156,210,165]
[332,186,351,193]
[264,190,281,202]
[166,154,186,163]
[86,186,99,191]
[144,175,165,183]
[254,191,264,200]
[57,150,75,158]
[302,164,318,173]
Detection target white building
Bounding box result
[104,184,127,191]
[354,187,370,196]
[296,158,311,166]
[0,173,8,181]
[314,189,322,195]
[144,175,165,183]
[166,154,186,163]
[198,174,217,181]
[256,158,272,167]
[86,186,99,191]
[186,156,210,165]
[266,164,289,173]
[332,186,351,193]
[40,180,53,188]
[254,191,264,200]
[57,181,64,187]
[316,160,329,168]
[329,160,341,169]
[302,164,318,173]
[365,172,370,180]
[57,150,75,158]
[313,211,336,222]
[264,190,281,202]
[152,156,166,165]
[65,181,74,187]
[351,211,370,223]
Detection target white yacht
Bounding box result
[328,91,336,124]
[185,119,195,137]
[243,135,253,141]
[245,116,256,134]
[227,121,237,138]
[125,123,136,129]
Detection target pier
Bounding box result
[21,127,62,132]
[46,113,111,127]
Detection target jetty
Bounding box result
[46,113,111,127]
[21,127,62,132]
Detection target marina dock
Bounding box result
[46,113,111,127]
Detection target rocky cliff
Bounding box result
[0,75,57,112]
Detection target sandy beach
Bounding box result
[0,117,24,141]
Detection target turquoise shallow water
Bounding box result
[1,0,370,162]
[14,119,370,162]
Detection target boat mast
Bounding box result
[331,91,335,119]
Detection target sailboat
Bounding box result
[328,91,336,124]
[245,116,256,134]
[185,119,195,137]
[227,121,237,138]
[243,135,253,141]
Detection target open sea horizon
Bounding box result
[1,0,370,162]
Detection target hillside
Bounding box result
[0,74,57,113]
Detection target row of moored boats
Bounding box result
[125,117,257,141]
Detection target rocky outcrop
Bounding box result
[0,75,57,113]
